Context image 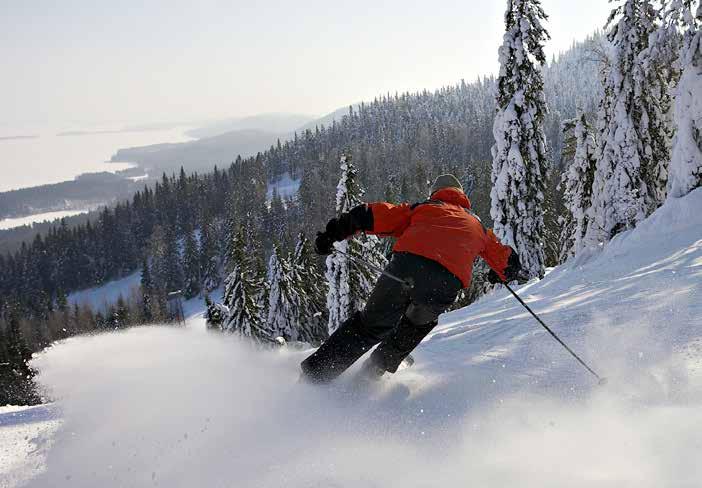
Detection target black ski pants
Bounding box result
[300,252,462,383]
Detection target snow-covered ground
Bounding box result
[266,172,300,201]
[126,173,149,182]
[0,405,60,488]
[2,189,701,487]
[67,272,141,312]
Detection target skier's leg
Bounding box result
[300,263,411,383]
[300,311,376,383]
[366,254,462,374]
[366,303,443,373]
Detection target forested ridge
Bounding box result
[0,34,601,312]
[0,33,606,404]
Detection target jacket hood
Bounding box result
[431,187,471,209]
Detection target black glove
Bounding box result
[324,216,345,241]
[314,206,374,256]
[503,247,523,282]
[314,231,335,256]
[486,269,503,284]
[486,247,524,284]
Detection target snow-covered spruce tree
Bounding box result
[265,189,288,250]
[149,224,183,293]
[541,166,564,266]
[326,155,387,334]
[222,228,270,342]
[182,229,201,299]
[490,0,550,280]
[199,212,221,292]
[587,0,671,243]
[559,111,598,261]
[642,0,684,203]
[291,233,328,344]
[668,0,702,197]
[140,257,154,322]
[204,295,227,329]
[3,311,39,405]
[266,245,299,341]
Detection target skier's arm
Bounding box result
[314,203,411,254]
[321,204,374,242]
[314,204,374,254]
[325,203,411,240]
[366,202,412,238]
[480,229,521,282]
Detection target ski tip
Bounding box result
[597,377,608,386]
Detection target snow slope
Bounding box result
[67,272,141,312]
[5,189,702,487]
[0,405,60,488]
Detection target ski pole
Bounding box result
[502,282,607,385]
[333,248,413,289]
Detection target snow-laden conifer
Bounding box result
[199,213,221,292]
[222,228,270,341]
[291,233,328,344]
[668,0,702,197]
[140,258,154,322]
[641,0,683,203]
[587,0,671,242]
[326,155,387,334]
[183,229,201,299]
[204,295,228,329]
[149,224,183,293]
[490,0,550,279]
[559,111,598,261]
[266,245,298,341]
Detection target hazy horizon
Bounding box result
[3,1,611,129]
[0,126,193,193]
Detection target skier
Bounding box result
[300,174,524,383]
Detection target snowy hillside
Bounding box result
[3,189,701,487]
[67,272,141,312]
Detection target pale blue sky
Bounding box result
[2,1,611,127]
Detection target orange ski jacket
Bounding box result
[367,187,513,287]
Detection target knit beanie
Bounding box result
[430,174,463,195]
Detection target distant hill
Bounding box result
[111,128,285,174]
[109,106,355,176]
[295,104,361,133]
[0,172,134,221]
[186,113,314,139]
[113,109,359,175]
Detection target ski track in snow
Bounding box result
[2,189,702,487]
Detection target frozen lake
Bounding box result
[0,208,95,230]
[0,125,194,192]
